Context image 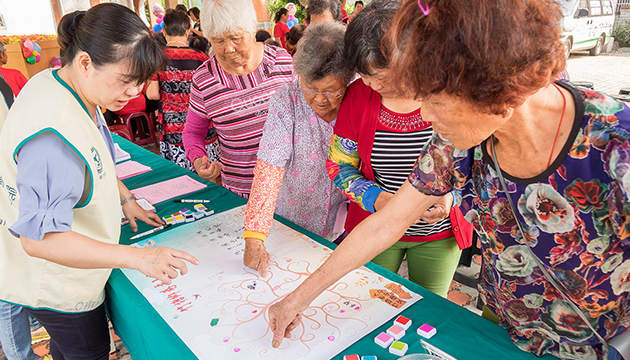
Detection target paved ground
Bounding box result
[2,48,628,360]
[565,49,630,96]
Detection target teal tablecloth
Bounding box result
[106,136,554,360]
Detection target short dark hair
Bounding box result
[189,36,210,54]
[386,0,566,115]
[305,0,342,24]
[164,9,191,36]
[57,3,166,85]
[188,7,200,19]
[175,4,187,13]
[255,30,272,42]
[355,1,364,6]
[286,24,306,46]
[344,0,400,75]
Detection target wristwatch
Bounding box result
[120,195,137,206]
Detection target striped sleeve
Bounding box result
[326,134,383,213]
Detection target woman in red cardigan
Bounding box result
[326,0,471,297]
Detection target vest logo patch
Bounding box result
[90,147,104,178]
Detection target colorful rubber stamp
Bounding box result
[374,332,393,348]
[389,341,408,356]
[361,356,377,360]
[386,324,405,340]
[417,323,437,339]
[343,355,360,360]
[394,315,412,330]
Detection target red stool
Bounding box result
[113,111,159,147]
[108,124,133,141]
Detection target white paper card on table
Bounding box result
[130,175,206,204]
[121,206,423,360]
[421,340,458,360]
[114,143,131,163]
[115,161,152,180]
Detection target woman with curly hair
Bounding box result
[267,0,630,358]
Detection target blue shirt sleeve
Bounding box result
[9,132,87,240]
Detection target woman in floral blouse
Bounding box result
[242,22,354,276]
[266,0,630,358]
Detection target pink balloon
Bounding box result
[35,54,41,63]
[156,17,163,24]
[24,40,33,51]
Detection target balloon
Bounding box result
[153,24,161,33]
[24,39,33,50]
[26,55,36,64]
[35,54,41,63]
[156,17,163,24]
[32,50,38,56]
[22,47,32,58]
[32,42,41,52]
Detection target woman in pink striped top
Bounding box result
[182,0,294,197]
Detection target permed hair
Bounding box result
[293,22,354,84]
[57,3,166,85]
[344,0,400,75]
[385,0,566,116]
[201,0,258,38]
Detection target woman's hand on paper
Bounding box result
[244,238,270,277]
[194,156,221,181]
[122,199,164,232]
[419,192,453,224]
[269,298,303,348]
[134,246,200,285]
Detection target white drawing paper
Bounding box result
[121,206,422,360]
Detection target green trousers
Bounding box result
[371,236,461,298]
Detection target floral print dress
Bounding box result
[408,82,630,359]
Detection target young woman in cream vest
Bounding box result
[0,4,198,359]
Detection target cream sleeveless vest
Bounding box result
[0,69,120,313]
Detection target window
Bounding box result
[590,0,602,15]
[602,0,613,14]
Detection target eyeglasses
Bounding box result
[299,87,346,99]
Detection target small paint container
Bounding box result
[361,356,377,360]
[386,324,405,340]
[374,332,393,348]
[193,212,204,219]
[343,355,359,360]
[394,315,412,330]
[417,323,437,339]
[389,341,408,356]
[174,215,185,223]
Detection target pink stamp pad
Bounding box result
[386,324,405,340]
[374,332,393,348]
[394,315,412,330]
[417,323,437,339]
[343,355,360,360]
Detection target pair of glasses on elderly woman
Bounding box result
[298,87,346,99]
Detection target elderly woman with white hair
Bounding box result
[183,0,294,196]
[242,22,354,276]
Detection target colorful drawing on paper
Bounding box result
[121,206,422,360]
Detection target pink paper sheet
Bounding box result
[130,175,207,204]
[115,161,152,179]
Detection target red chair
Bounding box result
[108,124,133,141]
[112,111,159,147]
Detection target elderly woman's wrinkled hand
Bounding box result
[420,192,453,224]
[269,299,302,348]
[243,238,270,277]
[194,156,221,181]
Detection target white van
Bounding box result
[554,0,615,56]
